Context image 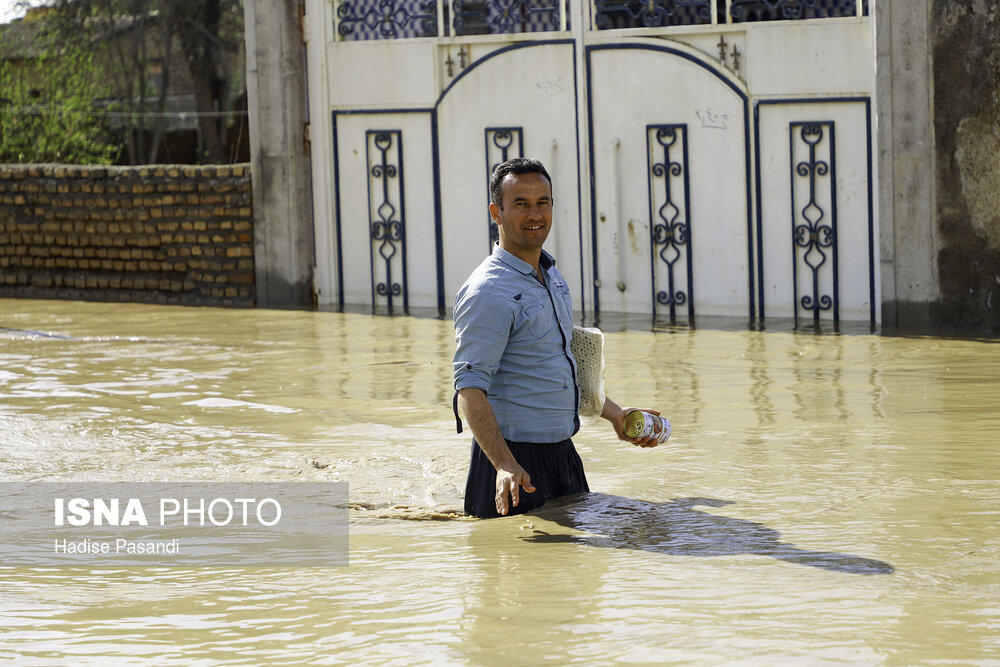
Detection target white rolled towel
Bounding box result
[570,326,607,418]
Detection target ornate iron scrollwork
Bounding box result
[730,0,864,22]
[453,0,562,35]
[595,0,710,30]
[647,125,693,319]
[484,127,524,250]
[338,0,437,40]
[790,122,837,323]
[366,130,407,311]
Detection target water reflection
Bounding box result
[524,493,894,574]
[462,519,610,664]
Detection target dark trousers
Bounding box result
[464,437,590,519]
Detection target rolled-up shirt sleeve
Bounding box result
[453,288,511,393]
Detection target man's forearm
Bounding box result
[457,388,516,470]
[601,396,625,424]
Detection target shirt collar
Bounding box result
[491,244,556,277]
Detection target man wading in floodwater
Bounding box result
[453,158,663,519]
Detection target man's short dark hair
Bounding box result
[489,158,552,208]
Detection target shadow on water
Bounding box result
[523,493,894,575]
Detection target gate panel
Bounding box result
[436,43,583,307]
[754,99,875,323]
[333,112,437,310]
[588,43,751,317]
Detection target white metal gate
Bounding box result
[304,0,877,324]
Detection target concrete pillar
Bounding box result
[875,0,940,328]
[244,0,314,307]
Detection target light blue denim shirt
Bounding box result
[453,245,579,443]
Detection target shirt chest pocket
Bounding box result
[513,296,557,340]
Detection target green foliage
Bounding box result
[0,29,120,164]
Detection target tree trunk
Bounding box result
[181,0,226,163]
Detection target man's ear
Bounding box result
[488,202,501,225]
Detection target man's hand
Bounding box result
[614,407,663,447]
[602,397,663,448]
[495,462,535,516]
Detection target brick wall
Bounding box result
[0,164,255,307]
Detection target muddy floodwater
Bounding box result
[1,298,998,665]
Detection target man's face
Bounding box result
[489,171,553,258]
